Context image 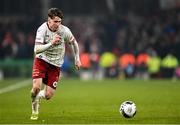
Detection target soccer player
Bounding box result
[30,8,81,120]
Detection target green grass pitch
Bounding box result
[0,78,180,124]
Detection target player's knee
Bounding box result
[45,94,51,100]
[32,79,41,93]
[32,86,40,94]
[30,90,36,99]
[45,91,53,100]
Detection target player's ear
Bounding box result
[47,17,51,22]
[48,17,50,21]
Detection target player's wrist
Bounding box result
[75,56,80,61]
[50,40,55,45]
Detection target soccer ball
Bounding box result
[119,101,137,118]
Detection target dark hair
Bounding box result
[48,8,63,19]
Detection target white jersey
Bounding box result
[35,22,75,67]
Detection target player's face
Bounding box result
[48,16,62,32]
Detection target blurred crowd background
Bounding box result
[0,0,180,80]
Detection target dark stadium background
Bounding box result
[0,0,180,124]
[0,0,180,80]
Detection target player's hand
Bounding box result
[75,59,81,70]
[51,34,61,45]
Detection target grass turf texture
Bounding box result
[0,79,180,124]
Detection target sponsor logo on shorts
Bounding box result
[53,82,58,88]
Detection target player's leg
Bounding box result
[31,78,42,102]
[36,64,60,101]
[30,78,42,120]
[30,58,47,120]
[31,82,55,120]
[36,67,59,100]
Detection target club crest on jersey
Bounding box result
[39,55,42,58]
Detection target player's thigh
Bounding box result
[33,78,43,89]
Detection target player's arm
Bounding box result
[69,39,81,70]
[34,34,60,54]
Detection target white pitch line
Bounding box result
[0,79,31,94]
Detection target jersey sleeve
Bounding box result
[35,24,46,45]
[64,27,75,44]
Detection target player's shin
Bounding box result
[31,91,36,102]
[30,89,40,119]
[32,90,45,114]
[31,88,40,102]
[31,100,39,120]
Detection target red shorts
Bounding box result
[32,58,60,89]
